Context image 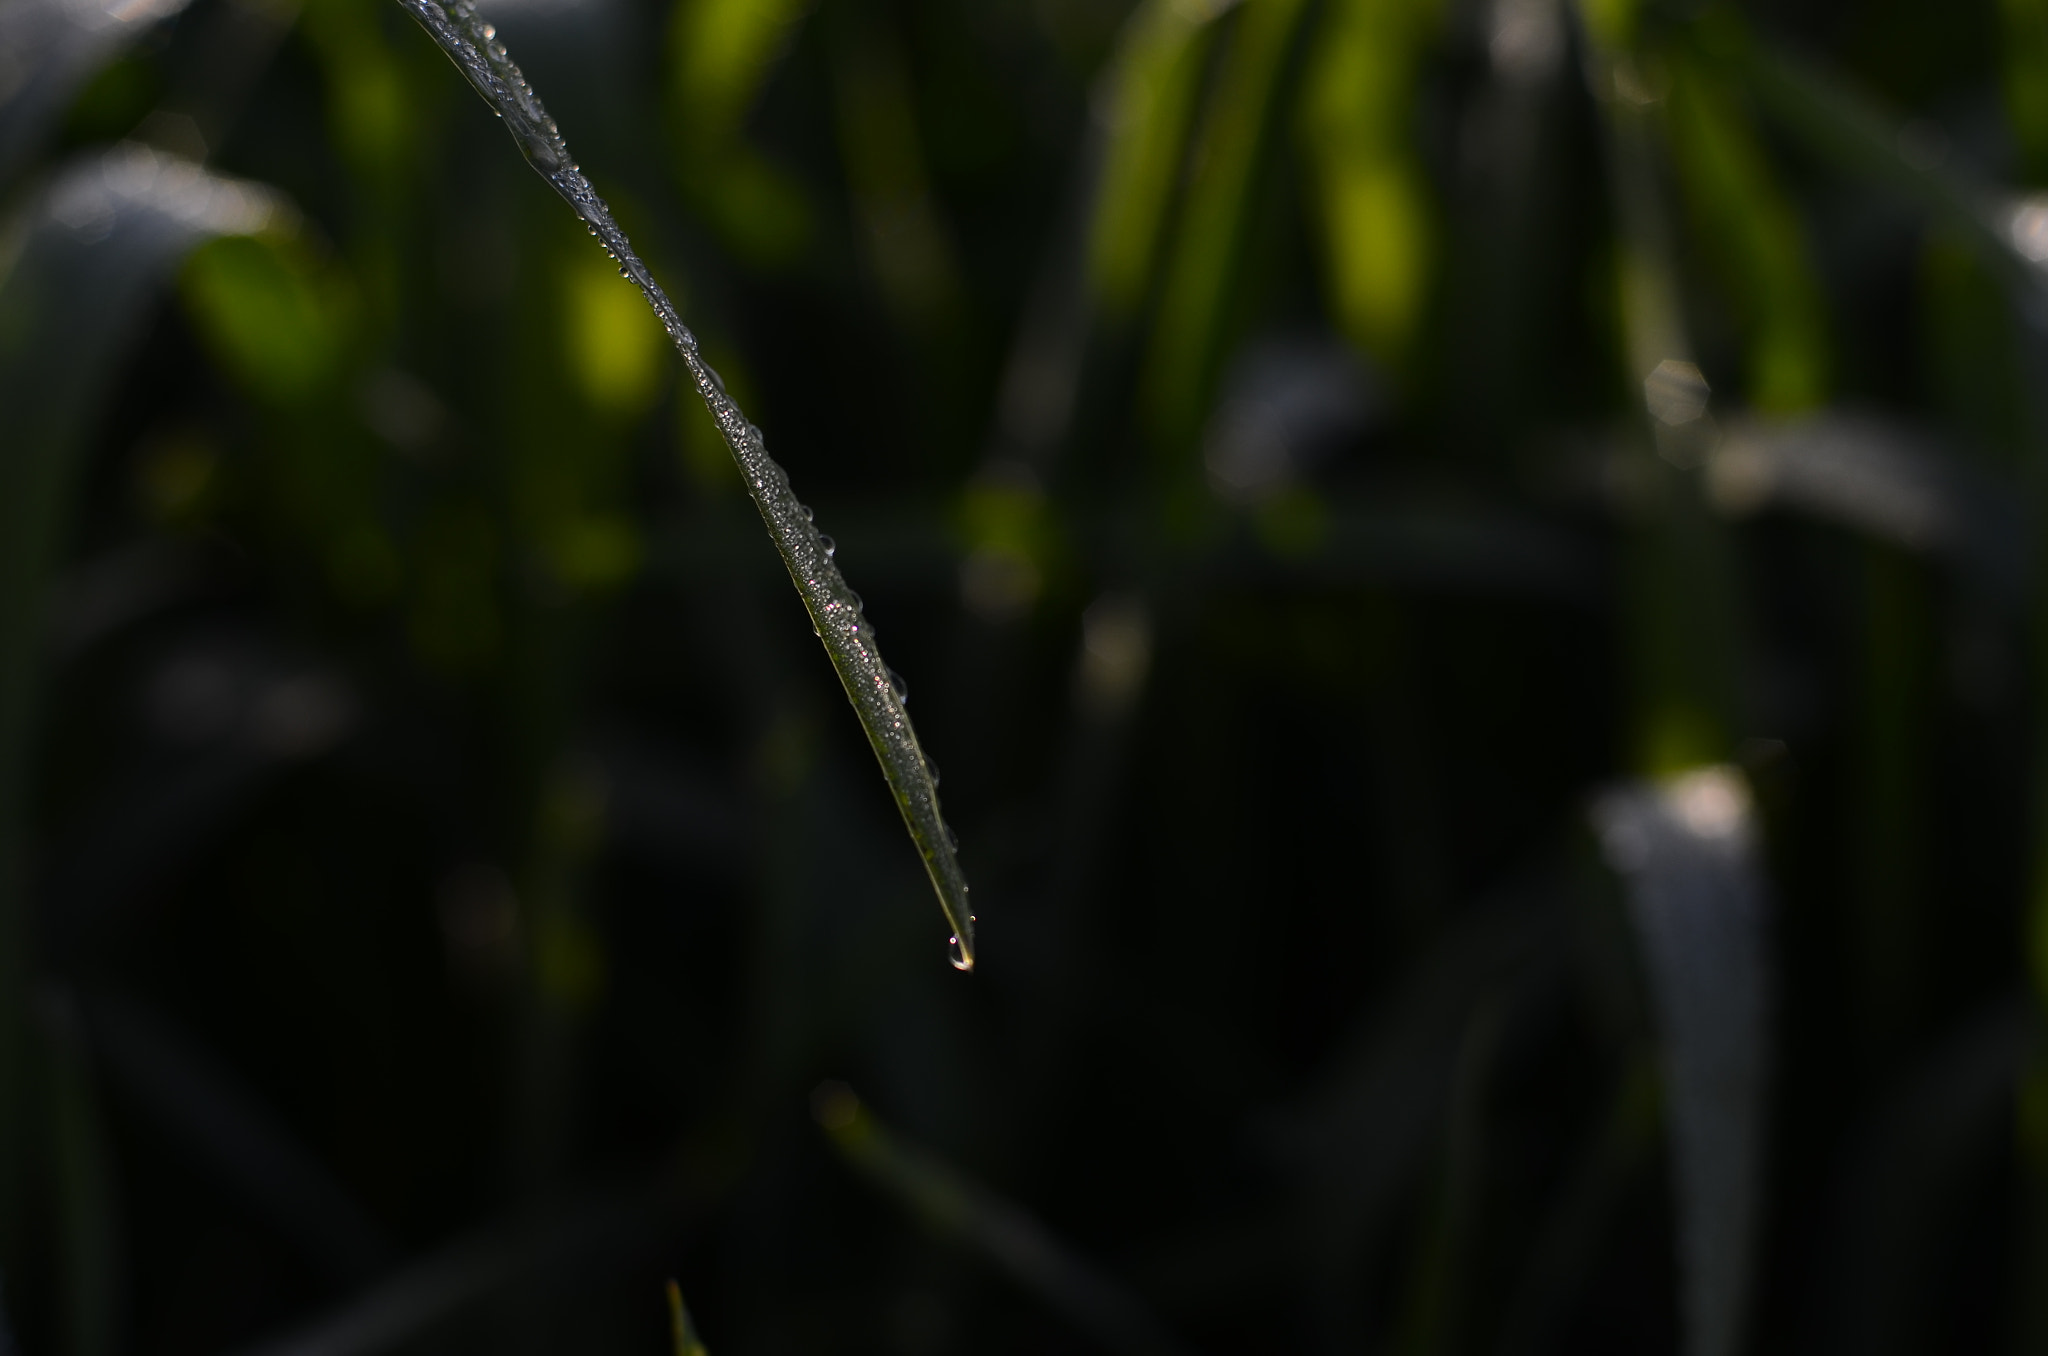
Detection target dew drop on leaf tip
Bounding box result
[947,935,973,971]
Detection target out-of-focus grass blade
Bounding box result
[1228,493,1602,604]
[0,142,274,1267]
[1807,999,2032,1354]
[1705,412,2030,604]
[1591,766,1771,1356]
[830,17,962,333]
[228,1186,677,1356]
[665,0,814,267]
[80,988,393,1287]
[2004,0,2048,182]
[812,1082,1191,1356]
[43,990,120,1356]
[0,0,194,185]
[1297,0,1439,368]
[1143,0,1310,453]
[1692,13,2043,299]
[0,148,278,793]
[1394,999,1499,1356]
[1493,1051,1660,1356]
[0,146,278,803]
[47,648,355,957]
[668,0,807,145]
[1263,894,1563,1342]
[1086,0,1234,321]
[664,1279,708,1356]
[392,0,976,969]
[1577,0,1740,776]
[1663,51,1827,413]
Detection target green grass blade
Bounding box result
[1086,0,1230,321]
[1142,0,1311,453]
[812,1082,1189,1356]
[668,0,808,147]
[228,1187,674,1356]
[1694,15,2040,298]
[1297,0,1441,368]
[1663,51,1829,413]
[393,0,975,969]
[664,1279,709,1356]
[46,993,121,1356]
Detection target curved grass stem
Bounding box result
[392,0,974,969]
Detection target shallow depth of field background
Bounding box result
[2,0,2045,1352]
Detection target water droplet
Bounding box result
[947,935,973,971]
[887,668,909,705]
[819,535,836,558]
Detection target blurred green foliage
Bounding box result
[6,0,2048,1352]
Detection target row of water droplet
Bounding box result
[400,0,975,969]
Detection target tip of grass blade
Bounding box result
[665,1279,708,1356]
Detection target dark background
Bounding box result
[1,0,2043,1351]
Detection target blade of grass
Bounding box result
[666,0,815,268]
[392,0,975,969]
[1704,413,2030,605]
[1086,0,1234,321]
[1575,0,1742,769]
[1297,0,1441,369]
[229,1185,678,1356]
[0,0,194,185]
[81,987,393,1287]
[1142,0,1311,456]
[663,1280,708,1356]
[2004,0,2048,183]
[1690,12,2043,299]
[1492,1050,1661,1356]
[1264,892,1563,1346]
[1808,999,2032,1354]
[1590,767,1772,1356]
[1394,999,1501,1356]
[0,141,275,1281]
[43,990,121,1356]
[1662,49,1828,414]
[812,1081,1191,1356]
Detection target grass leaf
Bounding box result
[392,0,975,969]
[1591,767,1771,1356]
[0,0,193,185]
[812,1081,1190,1356]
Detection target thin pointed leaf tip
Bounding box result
[391,0,975,970]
